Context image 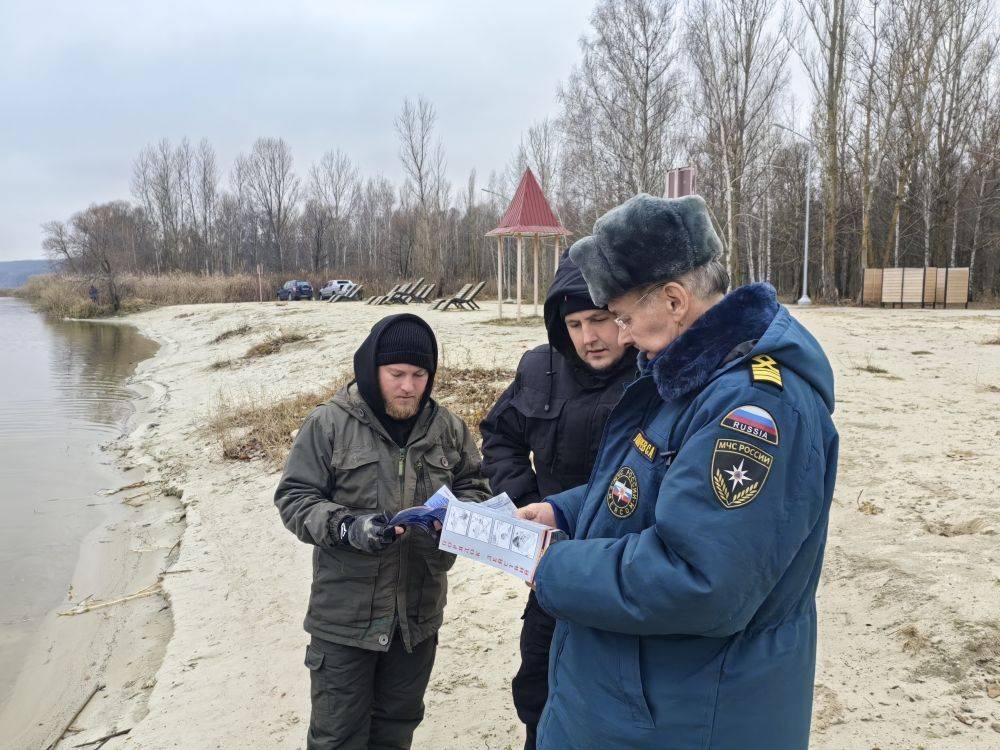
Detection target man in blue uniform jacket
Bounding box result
[517,193,839,750]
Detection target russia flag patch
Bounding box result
[720,405,779,446]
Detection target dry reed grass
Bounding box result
[854,356,890,375]
[857,499,884,515]
[433,366,516,428]
[480,316,545,327]
[243,332,307,358]
[899,625,931,654]
[209,365,515,466]
[16,273,309,318]
[924,518,989,537]
[211,323,252,344]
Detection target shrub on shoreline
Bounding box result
[14,272,316,319]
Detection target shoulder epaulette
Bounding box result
[749,355,783,389]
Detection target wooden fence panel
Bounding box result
[944,268,970,307]
[881,268,904,305]
[901,268,926,304]
[862,268,883,305]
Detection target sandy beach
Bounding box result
[30,298,1000,749]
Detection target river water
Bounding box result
[0,297,156,706]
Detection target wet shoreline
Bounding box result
[0,301,182,749]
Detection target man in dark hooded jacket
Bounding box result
[479,256,635,749]
[275,313,490,750]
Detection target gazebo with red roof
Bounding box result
[487,168,570,319]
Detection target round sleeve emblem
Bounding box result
[606,466,639,518]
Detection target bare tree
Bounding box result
[243,137,300,272]
[967,63,1000,288]
[926,0,996,266]
[688,0,790,284]
[396,97,446,279]
[849,0,926,279]
[312,149,358,268]
[559,0,684,219]
[194,139,219,271]
[41,220,77,272]
[795,0,855,298]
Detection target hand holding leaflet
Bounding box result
[388,485,458,534]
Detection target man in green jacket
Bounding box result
[275,313,490,750]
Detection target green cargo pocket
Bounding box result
[415,445,459,499]
[416,555,451,622]
[314,548,381,627]
[330,448,380,509]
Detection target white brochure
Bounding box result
[438,495,557,582]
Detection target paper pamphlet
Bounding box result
[439,496,555,582]
[482,492,518,515]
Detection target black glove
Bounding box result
[335,513,397,554]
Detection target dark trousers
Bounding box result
[305,633,437,750]
[511,592,556,750]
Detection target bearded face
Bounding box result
[378,364,429,420]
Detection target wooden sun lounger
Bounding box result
[328,282,363,302]
[388,277,426,304]
[432,282,486,311]
[430,283,472,310]
[367,283,401,306]
[410,283,435,303]
[457,280,487,310]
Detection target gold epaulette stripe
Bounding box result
[750,355,783,388]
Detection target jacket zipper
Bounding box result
[398,448,406,498]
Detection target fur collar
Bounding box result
[640,283,779,403]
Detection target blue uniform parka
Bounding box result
[534,283,839,750]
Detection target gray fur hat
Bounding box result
[568,193,723,306]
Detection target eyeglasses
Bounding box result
[613,284,664,331]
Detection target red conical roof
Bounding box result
[486,168,569,237]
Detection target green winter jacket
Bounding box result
[275,383,490,652]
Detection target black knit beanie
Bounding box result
[559,293,600,320]
[375,319,436,372]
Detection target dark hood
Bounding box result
[543,252,636,386]
[543,252,597,363]
[353,313,438,445]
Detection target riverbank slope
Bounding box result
[68,300,1000,748]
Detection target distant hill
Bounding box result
[0,259,52,288]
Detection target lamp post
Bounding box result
[774,124,814,305]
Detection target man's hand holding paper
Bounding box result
[515,502,557,528]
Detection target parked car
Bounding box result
[277,280,314,301]
[318,279,355,300]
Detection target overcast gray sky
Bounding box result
[0,0,594,261]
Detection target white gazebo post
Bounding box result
[496,236,504,318]
[516,235,524,320]
[554,236,560,272]
[533,234,539,317]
